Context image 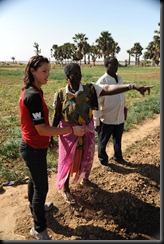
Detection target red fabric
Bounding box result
[19,86,50,149]
[70,149,83,175]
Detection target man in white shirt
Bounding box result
[93,57,126,168]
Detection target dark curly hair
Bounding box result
[104,56,118,68]
[64,63,81,77]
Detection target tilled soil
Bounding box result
[0,115,160,240]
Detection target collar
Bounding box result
[66,83,83,97]
[32,84,43,95]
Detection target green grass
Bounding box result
[0,64,160,184]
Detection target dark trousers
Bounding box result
[98,121,124,164]
[20,139,48,233]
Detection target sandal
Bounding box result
[62,191,76,204]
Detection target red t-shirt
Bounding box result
[19,85,50,149]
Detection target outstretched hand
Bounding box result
[134,84,154,96]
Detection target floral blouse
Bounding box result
[53,83,99,126]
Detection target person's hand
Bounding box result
[134,84,154,96]
[72,126,85,136]
[95,125,100,133]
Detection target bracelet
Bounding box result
[127,84,135,90]
[70,127,74,134]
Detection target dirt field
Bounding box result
[0,114,160,241]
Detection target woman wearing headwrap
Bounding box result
[51,63,152,204]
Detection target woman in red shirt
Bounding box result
[19,55,84,240]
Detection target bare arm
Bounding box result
[100,84,153,96]
[35,124,84,137]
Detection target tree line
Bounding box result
[12,23,160,66]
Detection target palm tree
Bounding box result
[126,49,134,65]
[51,44,63,64]
[152,34,160,65]
[90,44,100,66]
[143,23,160,66]
[82,42,91,64]
[51,44,58,63]
[111,41,121,57]
[95,31,115,59]
[72,33,88,64]
[62,43,76,63]
[33,42,41,56]
[143,51,152,66]
[11,57,15,63]
[131,42,143,65]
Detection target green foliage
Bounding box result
[124,96,160,131]
[133,97,160,114]
[49,68,66,81]
[0,139,20,160]
[0,69,23,76]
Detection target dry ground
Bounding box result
[0,114,160,241]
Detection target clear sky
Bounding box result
[0,0,160,62]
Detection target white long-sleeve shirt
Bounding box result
[93,72,126,126]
